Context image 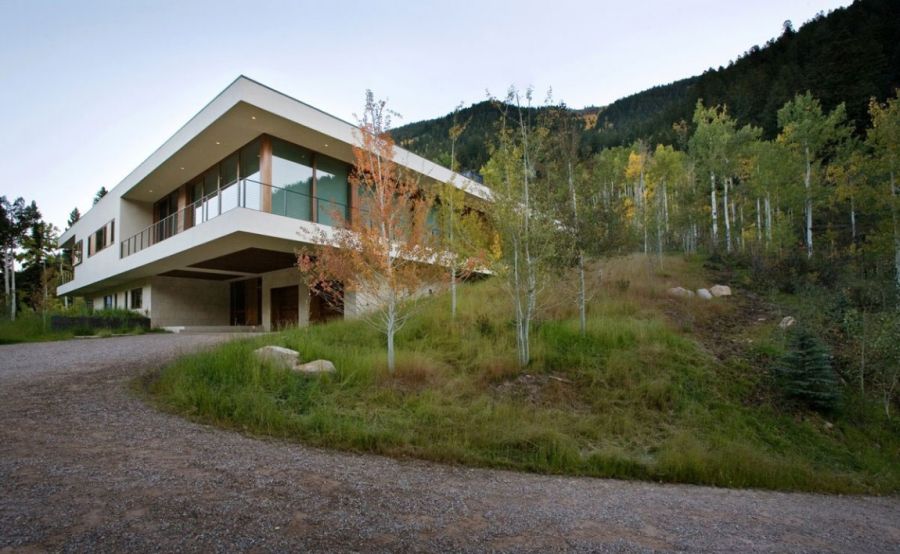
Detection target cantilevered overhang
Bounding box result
[119,76,490,204]
[57,208,339,297]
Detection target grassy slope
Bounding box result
[149,256,900,494]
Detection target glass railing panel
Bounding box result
[244,179,261,211]
[286,190,311,221]
[221,180,239,213]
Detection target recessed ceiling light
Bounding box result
[251,116,256,120]
[215,141,221,145]
[179,167,184,170]
[324,143,329,147]
[149,189,153,193]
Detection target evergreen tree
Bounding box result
[776,327,840,412]
[66,207,81,229]
[93,187,108,205]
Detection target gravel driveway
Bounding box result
[1,334,898,552]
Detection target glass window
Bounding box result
[203,167,219,219]
[240,139,262,211]
[272,138,313,221]
[316,154,350,226]
[221,154,238,187]
[220,154,239,212]
[130,288,142,309]
[103,295,113,310]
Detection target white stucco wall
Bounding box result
[149,276,229,327]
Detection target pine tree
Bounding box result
[776,327,840,412]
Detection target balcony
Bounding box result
[120,179,351,258]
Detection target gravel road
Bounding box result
[1,334,898,552]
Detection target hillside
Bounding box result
[149,256,900,493]
[391,0,900,173]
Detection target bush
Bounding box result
[775,327,840,412]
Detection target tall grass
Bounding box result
[148,255,900,494]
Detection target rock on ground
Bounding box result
[697,288,713,300]
[294,359,336,374]
[667,287,695,299]
[254,345,301,369]
[710,284,733,297]
[779,316,797,329]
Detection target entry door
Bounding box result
[270,285,299,329]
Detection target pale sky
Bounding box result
[1,0,850,230]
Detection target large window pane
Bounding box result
[240,139,261,182]
[240,139,262,210]
[316,154,350,226]
[272,138,313,221]
[203,167,219,219]
[221,154,238,187]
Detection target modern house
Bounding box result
[57,76,488,331]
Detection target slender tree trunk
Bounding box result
[765,193,773,244]
[568,161,586,335]
[386,299,396,372]
[850,196,857,242]
[656,187,663,268]
[662,181,669,233]
[804,146,813,258]
[3,249,9,316]
[710,172,718,248]
[10,256,16,321]
[739,204,744,252]
[890,170,899,297]
[723,177,732,253]
[448,192,457,320]
[756,197,763,244]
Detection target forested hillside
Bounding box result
[392,0,900,172]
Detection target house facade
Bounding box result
[57,76,487,331]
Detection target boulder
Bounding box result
[667,287,695,299]
[696,288,713,300]
[778,316,797,330]
[293,359,336,375]
[254,345,301,369]
[710,284,732,297]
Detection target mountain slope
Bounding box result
[392,0,900,172]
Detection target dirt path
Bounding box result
[1,334,898,552]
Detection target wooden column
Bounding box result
[260,135,273,213]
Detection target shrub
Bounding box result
[775,327,840,412]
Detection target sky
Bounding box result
[1,0,851,230]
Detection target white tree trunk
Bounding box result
[10,256,16,321]
[386,299,396,372]
[756,197,762,243]
[891,170,899,296]
[723,177,732,253]
[568,161,586,335]
[765,193,773,244]
[662,181,669,232]
[710,173,718,247]
[804,146,813,258]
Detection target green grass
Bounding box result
[147,256,900,494]
[0,309,157,345]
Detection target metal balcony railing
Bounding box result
[119,179,352,258]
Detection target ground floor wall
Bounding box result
[79,268,441,331]
[149,276,230,328]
